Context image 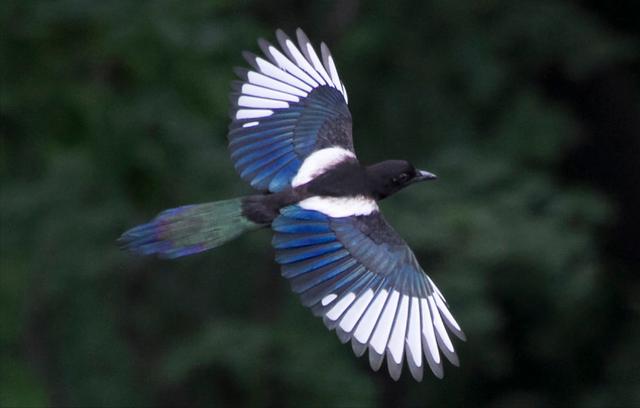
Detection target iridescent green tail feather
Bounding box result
[118,198,264,259]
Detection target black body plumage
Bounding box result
[241,159,430,224]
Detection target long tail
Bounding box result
[118,197,265,259]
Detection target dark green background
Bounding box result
[2,1,639,406]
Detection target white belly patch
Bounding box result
[298,195,378,217]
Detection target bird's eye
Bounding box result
[393,173,410,184]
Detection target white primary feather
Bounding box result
[434,293,462,331]
[235,109,273,120]
[326,292,356,321]
[282,37,327,86]
[237,96,289,109]
[296,29,335,88]
[266,45,319,87]
[254,57,313,92]
[339,289,375,332]
[327,56,341,90]
[369,290,400,354]
[421,298,440,363]
[427,277,442,296]
[407,297,423,368]
[387,295,409,364]
[321,43,342,90]
[353,289,388,343]
[428,295,455,352]
[427,277,462,332]
[321,293,337,306]
[305,42,334,87]
[341,82,349,104]
[240,83,300,102]
[246,71,308,97]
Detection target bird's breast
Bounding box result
[297,195,378,218]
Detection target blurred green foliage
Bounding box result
[1,0,639,407]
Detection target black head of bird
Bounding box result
[366,160,438,200]
[119,28,464,382]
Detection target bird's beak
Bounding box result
[414,169,438,182]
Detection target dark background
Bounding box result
[2,1,639,407]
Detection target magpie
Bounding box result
[119,28,465,381]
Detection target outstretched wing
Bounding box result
[271,204,466,381]
[228,28,353,193]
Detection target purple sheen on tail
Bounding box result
[118,198,261,259]
[118,206,209,259]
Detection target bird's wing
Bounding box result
[271,202,466,381]
[228,28,353,192]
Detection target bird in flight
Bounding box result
[119,28,465,381]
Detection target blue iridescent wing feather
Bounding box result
[271,205,466,381]
[228,29,353,192]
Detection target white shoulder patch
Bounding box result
[291,147,356,187]
[298,195,378,217]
